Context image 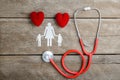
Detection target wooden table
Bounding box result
[0,0,120,80]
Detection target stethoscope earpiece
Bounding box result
[83,7,91,11]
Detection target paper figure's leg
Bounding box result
[37,40,41,47]
[39,40,41,47]
[47,39,49,46]
[58,43,61,47]
[50,39,52,46]
[38,41,40,47]
[60,43,62,46]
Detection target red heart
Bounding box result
[55,13,70,28]
[30,12,44,27]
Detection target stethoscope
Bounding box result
[42,7,101,79]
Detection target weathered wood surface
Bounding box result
[0,56,119,80]
[0,0,120,17]
[1,19,120,36]
[0,19,120,54]
[0,0,120,80]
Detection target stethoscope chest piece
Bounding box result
[42,51,54,62]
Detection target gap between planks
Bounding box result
[0,55,119,64]
[0,17,120,19]
[0,54,119,56]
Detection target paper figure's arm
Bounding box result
[36,36,38,41]
[52,27,57,36]
[43,28,47,36]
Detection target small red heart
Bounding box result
[55,13,70,28]
[30,12,44,27]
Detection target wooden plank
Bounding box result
[0,55,120,64]
[0,19,120,36]
[93,0,120,18]
[0,0,119,17]
[1,34,120,54]
[0,19,120,54]
[0,56,119,80]
[61,55,120,64]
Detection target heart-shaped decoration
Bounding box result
[55,13,70,28]
[30,12,44,27]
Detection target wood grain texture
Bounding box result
[0,19,120,54]
[0,0,120,79]
[1,19,120,36]
[0,0,119,17]
[0,56,119,80]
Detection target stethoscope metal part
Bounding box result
[42,51,54,62]
[42,7,101,79]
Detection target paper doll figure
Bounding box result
[43,23,56,47]
[57,34,63,46]
[36,34,42,47]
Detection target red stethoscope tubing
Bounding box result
[49,38,98,79]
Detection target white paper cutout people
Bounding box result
[57,34,63,46]
[44,23,56,46]
[36,34,42,47]
[36,22,63,47]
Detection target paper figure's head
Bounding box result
[38,34,41,36]
[48,23,51,26]
[58,34,61,36]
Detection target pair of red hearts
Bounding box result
[30,12,70,28]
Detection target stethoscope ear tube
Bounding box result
[74,7,101,40]
[79,38,99,56]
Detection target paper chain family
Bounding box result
[36,23,63,47]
